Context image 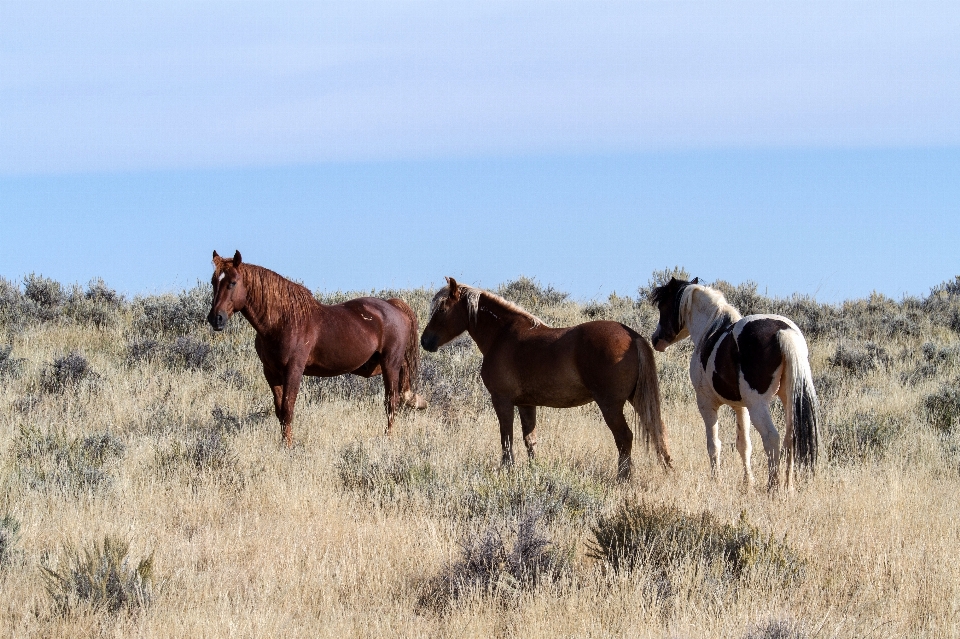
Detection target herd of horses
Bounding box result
[208,250,820,491]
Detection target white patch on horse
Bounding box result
[218,272,226,282]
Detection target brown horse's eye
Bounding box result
[228,281,236,289]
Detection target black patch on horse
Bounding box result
[712,332,741,401]
[699,316,734,370]
[738,318,790,393]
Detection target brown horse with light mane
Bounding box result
[208,251,427,445]
[420,277,670,479]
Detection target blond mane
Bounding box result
[431,284,548,328]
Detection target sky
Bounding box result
[1,1,959,301]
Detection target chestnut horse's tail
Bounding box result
[387,298,428,409]
[631,336,672,468]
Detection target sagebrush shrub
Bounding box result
[743,618,807,639]
[828,410,905,462]
[0,344,25,378]
[587,502,803,585]
[13,425,125,493]
[40,351,99,393]
[421,507,569,608]
[0,514,22,569]
[922,384,960,434]
[42,536,153,615]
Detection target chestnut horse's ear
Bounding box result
[446,276,460,300]
[691,277,699,284]
[233,250,242,266]
[212,250,222,267]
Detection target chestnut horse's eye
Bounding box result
[228,281,237,289]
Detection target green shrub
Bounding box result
[42,536,153,615]
[587,502,802,585]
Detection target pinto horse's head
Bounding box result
[649,276,698,351]
[208,250,246,331]
[420,277,471,352]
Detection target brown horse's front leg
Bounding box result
[518,405,537,460]
[491,395,516,466]
[279,368,304,447]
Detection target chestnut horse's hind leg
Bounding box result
[597,400,634,481]
[491,395,516,466]
[517,405,537,460]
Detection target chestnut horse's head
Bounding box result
[649,276,698,352]
[420,277,472,352]
[208,250,246,331]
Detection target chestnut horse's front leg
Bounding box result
[278,368,304,447]
[491,395,516,466]
[517,405,537,460]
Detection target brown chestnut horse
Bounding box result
[420,277,671,479]
[208,251,427,445]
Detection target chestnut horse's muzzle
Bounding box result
[208,310,228,331]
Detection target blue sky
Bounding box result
[1,2,958,301]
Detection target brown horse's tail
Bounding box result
[631,336,672,469]
[387,298,428,409]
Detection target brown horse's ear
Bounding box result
[691,277,699,284]
[212,250,223,267]
[446,277,460,300]
[233,250,242,266]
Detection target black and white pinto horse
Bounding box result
[650,278,820,490]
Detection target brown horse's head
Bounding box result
[208,250,246,331]
[649,276,698,351]
[420,277,471,352]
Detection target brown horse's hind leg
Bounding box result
[518,405,537,460]
[381,354,403,434]
[597,400,634,480]
[491,395,516,466]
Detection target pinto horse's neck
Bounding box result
[465,292,540,354]
[682,286,742,346]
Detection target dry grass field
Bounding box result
[1,272,959,638]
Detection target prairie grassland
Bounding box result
[1,274,959,638]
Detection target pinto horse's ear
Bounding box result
[691,277,699,284]
[233,250,242,266]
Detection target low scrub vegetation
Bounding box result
[0,272,958,636]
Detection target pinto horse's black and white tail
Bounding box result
[779,329,820,469]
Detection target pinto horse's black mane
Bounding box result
[649,277,695,307]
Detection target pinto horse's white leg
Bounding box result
[747,402,781,490]
[734,406,755,488]
[778,386,796,491]
[697,399,722,479]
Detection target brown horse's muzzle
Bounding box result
[420,332,439,353]
[209,310,228,331]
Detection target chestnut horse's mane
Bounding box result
[241,263,318,328]
[432,284,548,329]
